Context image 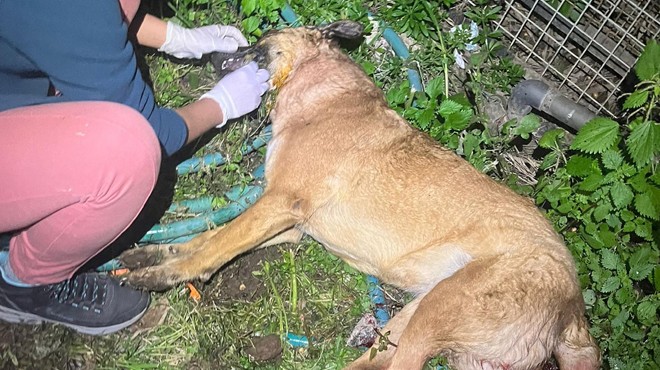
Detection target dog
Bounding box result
[120,21,601,370]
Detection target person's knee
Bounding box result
[84,102,162,180]
[93,102,161,163]
[62,102,163,202]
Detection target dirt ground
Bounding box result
[0,246,286,370]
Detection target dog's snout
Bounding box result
[210,45,269,76]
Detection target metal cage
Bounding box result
[495,0,659,118]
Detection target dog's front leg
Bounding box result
[121,191,302,290]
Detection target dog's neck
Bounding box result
[270,50,383,125]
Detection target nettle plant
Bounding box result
[240,0,286,41]
[534,40,659,369]
[370,0,527,174]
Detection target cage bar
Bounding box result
[491,0,659,118]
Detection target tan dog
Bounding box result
[120,21,600,369]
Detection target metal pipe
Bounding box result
[508,79,596,130]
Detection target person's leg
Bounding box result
[0,101,162,284]
[0,101,162,334]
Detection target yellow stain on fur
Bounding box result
[272,64,292,89]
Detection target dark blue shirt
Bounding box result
[0,0,188,155]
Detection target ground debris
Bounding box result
[244,334,283,362]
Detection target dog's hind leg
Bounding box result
[553,313,600,370]
[344,295,424,370]
[384,253,578,370]
[122,191,304,290]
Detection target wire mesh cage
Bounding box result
[495,0,660,118]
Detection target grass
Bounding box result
[1,242,377,369]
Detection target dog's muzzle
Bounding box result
[210,45,267,76]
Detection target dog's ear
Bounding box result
[320,21,364,40]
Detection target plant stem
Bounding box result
[265,263,289,334]
[644,89,656,123]
[423,1,451,98]
[290,249,298,315]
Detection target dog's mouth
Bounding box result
[210,45,267,76]
[210,42,294,90]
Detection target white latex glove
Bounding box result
[158,21,249,59]
[201,62,270,127]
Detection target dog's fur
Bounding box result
[120,21,600,369]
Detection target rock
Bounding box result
[244,334,283,362]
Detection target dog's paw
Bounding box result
[119,244,179,270]
[121,266,183,291]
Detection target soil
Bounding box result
[206,246,287,304]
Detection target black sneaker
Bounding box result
[0,272,150,335]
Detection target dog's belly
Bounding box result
[302,219,474,295]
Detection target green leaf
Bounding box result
[598,228,616,247]
[628,169,651,192]
[615,282,634,304]
[241,0,257,16]
[635,191,659,220]
[629,246,656,281]
[416,106,436,130]
[605,214,621,229]
[620,209,635,221]
[601,276,621,293]
[583,232,604,249]
[425,77,445,100]
[583,289,596,306]
[513,114,541,140]
[438,99,463,118]
[448,93,471,108]
[241,16,260,34]
[611,308,629,328]
[446,109,473,130]
[601,150,623,170]
[593,203,612,222]
[634,218,653,240]
[579,173,605,192]
[360,60,376,76]
[610,182,634,209]
[637,300,658,325]
[538,128,565,149]
[386,81,410,105]
[566,155,598,177]
[624,330,645,341]
[634,39,660,81]
[626,120,658,168]
[650,170,660,186]
[623,89,649,110]
[539,151,559,170]
[601,249,620,270]
[570,117,619,154]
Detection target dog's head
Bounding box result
[211,20,364,89]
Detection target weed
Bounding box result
[533,40,659,369]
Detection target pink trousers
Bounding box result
[0,102,162,284]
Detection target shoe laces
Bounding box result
[47,274,107,314]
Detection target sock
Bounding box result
[0,250,34,288]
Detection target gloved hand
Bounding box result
[201,62,270,127]
[158,22,248,59]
